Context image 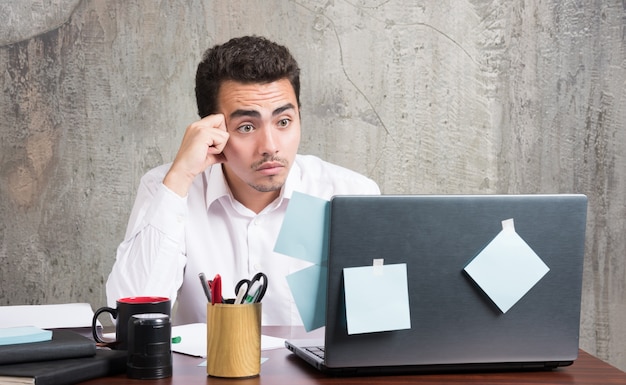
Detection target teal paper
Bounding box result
[343,263,411,335]
[0,326,52,345]
[286,264,328,331]
[274,192,330,265]
[275,192,331,330]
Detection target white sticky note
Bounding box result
[343,263,411,335]
[464,219,550,313]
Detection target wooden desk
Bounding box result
[82,327,626,385]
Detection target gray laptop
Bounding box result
[286,194,588,375]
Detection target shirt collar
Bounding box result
[204,164,231,209]
[282,158,302,201]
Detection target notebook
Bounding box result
[286,194,588,375]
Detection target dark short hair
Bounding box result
[195,36,301,118]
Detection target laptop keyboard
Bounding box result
[305,346,325,359]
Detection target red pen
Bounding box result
[210,274,223,304]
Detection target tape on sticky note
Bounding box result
[372,258,384,276]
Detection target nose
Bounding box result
[258,126,278,156]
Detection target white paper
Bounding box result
[171,323,285,358]
[0,303,98,328]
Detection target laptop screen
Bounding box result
[322,194,587,370]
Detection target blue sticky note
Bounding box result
[464,219,550,313]
[343,263,411,335]
[286,265,327,331]
[274,192,330,265]
[0,326,52,345]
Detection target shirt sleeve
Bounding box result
[105,170,188,308]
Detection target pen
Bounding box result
[235,284,247,304]
[210,274,223,304]
[199,272,212,303]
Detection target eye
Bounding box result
[237,124,254,133]
[277,118,291,128]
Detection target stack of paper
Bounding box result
[0,303,98,329]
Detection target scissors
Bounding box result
[234,272,268,304]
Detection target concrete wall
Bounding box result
[1,0,625,371]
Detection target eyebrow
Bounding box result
[229,103,296,119]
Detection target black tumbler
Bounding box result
[127,313,173,379]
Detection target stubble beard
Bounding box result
[249,177,284,193]
[249,155,290,193]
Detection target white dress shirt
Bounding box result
[106,154,380,325]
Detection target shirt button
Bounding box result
[253,263,262,271]
[254,217,263,225]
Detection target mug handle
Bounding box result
[92,306,118,344]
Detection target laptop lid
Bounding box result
[299,194,587,374]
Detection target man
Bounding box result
[106,36,380,325]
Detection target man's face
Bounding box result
[218,78,301,202]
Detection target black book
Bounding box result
[0,330,95,365]
[0,349,127,385]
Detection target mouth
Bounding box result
[255,161,286,176]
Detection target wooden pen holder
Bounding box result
[206,303,262,378]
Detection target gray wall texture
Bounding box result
[1,0,625,371]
